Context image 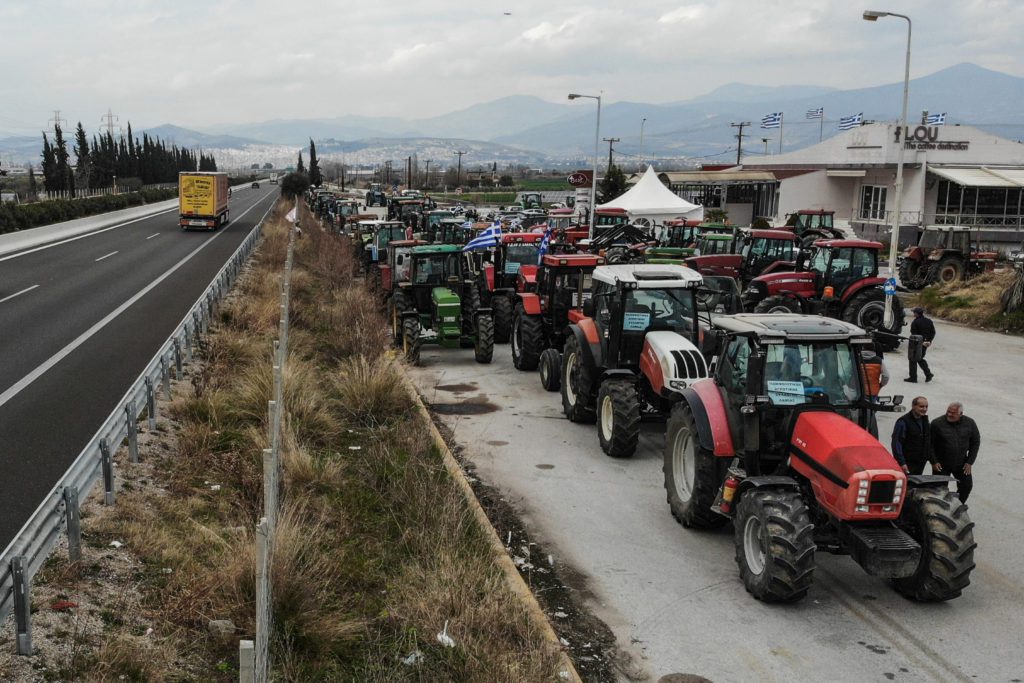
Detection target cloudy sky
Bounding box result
[1,0,1022,136]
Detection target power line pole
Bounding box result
[406,156,412,188]
[602,137,620,172]
[454,150,466,188]
[424,159,431,188]
[100,108,119,137]
[730,122,751,165]
[48,110,68,131]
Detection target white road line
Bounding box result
[0,284,40,304]
[0,197,271,411]
[146,233,160,240]
[95,251,119,262]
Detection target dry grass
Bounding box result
[915,270,1024,332]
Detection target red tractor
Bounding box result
[741,239,905,351]
[897,226,998,289]
[560,264,711,458]
[473,232,546,343]
[783,209,845,245]
[663,314,975,602]
[685,229,797,285]
[511,253,605,391]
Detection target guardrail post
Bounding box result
[63,486,82,563]
[161,355,172,399]
[267,400,277,445]
[185,327,194,363]
[126,400,139,463]
[145,377,157,430]
[101,439,115,505]
[13,556,32,655]
[239,639,255,683]
[173,338,183,377]
[193,311,202,344]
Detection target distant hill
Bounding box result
[140,124,266,149]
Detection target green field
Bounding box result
[515,177,573,191]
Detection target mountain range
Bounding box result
[2,63,1022,170]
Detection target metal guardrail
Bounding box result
[0,203,275,652]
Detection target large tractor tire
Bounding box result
[605,246,630,264]
[402,316,421,366]
[560,335,596,423]
[753,295,801,315]
[842,287,905,352]
[892,487,976,602]
[390,291,409,346]
[597,380,641,458]
[539,348,562,392]
[492,294,514,344]
[474,314,495,364]
[511,305,543,371]
[461,286,482,338]
[898,259,928,290]
[663,404,729,529]
[799,230,833,247]
[928,257,966,286]
[734,489,816,603]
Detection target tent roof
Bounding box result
[597,166,702,216]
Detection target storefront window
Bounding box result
[859,185,887,220]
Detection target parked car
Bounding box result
[252,181,260,188]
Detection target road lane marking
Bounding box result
[0,208,178,262]
[146,233,160,240]
[0,285,39,303]
[95,251,119,262]
[0,197,274,410]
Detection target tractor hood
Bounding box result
[640,331,709,398]
[789,411,905,521]
[753,270,816,288]
[431,287,460,307]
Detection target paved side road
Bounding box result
[408,319,1024,682]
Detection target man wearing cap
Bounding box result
[906,306,935,383]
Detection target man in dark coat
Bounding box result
[891,396,931,474]
[930,402,981,503]
[906,306,935,382]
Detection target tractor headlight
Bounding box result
[855,505,870,513]
[668,379,688,391]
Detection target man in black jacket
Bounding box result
[931,402,981,503]
[906,306,935,383]
[891,396,931,474]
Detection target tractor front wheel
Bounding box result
[734,489,815,602]
[753,295,801,315]
[842,288,904,352]
[492,294,513,344]
[474,314,495,364]
[597,380,641,458]
[539,348,561,392]
[892,487,976,602]
[511,305,543,371]
[929,257,965,285]
[663,404,728,529]
[560,335,595,423]
[402,316,421,366]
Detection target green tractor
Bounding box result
[392,245,495,365]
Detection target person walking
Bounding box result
[930,402,981,503]
[906,306,935,383]
[891,396,931,475]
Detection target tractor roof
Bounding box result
[593,263,702,288]
[812,239,883,250]
[358,220,404,227]
[712,314,872,341]
[702,233,734,241]
[750,229,796,240]
[542,253,605,268]
[503,233,544,244]
[389,240,426,248]
[411,244,461,255]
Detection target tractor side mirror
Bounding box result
[582,299,596,318]
[892,394,904,406]
[701,329,726,358]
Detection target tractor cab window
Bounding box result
[827,247,876,294]
[763,342,861,406]
[717,337,751,395]
[743,238,795,271]
[808,247,830,274]
[504,244,540,272]
[413,253,461,286]
[918,230,944,249]
[623,288,695,337]
[554,271,592,310]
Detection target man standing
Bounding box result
[930,402,981,503]
[891,396,931,475]
[906,306,935,383]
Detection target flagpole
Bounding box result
[819,109,824,142]
[779,113,784,154]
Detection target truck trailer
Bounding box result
[179,172,229,230]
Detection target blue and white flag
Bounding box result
[761,112,783,129]
[926,112,947,126]
[536,224,554,264]
[806,107,823,119]
[838,112,863,131]
[463,223,502,251]
[461,220,473,229]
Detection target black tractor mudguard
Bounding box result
[905,474,952,489]
[737,475,801,495]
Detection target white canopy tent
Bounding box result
[596,165,704,226]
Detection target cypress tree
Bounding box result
[40,133,56,192]
[73,122,91,191]
[53,124,72,193]
[308,139,322,187]
[297,151,305,175]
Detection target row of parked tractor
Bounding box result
[304,187,975,606]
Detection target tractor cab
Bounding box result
[363,221,408,267]
[465,232,545,344]
[381,239,428,295]
[420,210,456,240]
[696,232,736,256]
[590,208,631,239]
[367,184,387,207]
[898,226,997,288]
[519,192,544,210]
[661,220,702,249]
[687,230,797,283]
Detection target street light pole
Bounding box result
[864,9,911,327]
[638,117,647,171]
[568,92,602,239]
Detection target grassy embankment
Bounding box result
[913,270,1024,333]
[28,199,565,680]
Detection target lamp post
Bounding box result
[864,9,911,328]
[568,92,602,239]
[638,117,647,172]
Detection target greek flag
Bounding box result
[461,220,473,229]
[462,222,502,251]
[536,224,554,264]
[806,107,823,119]
[838,112,863,131]
[926,112,947,126]
[761,112,783,129]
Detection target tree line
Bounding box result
[39,122,217,194]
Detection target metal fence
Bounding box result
[0,204,273,654]
[239,205,296,683]
[38,183,178,202]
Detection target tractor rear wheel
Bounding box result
[511,305,543,371]
[663,404,728,529]
[462,286,482,338]
[539,348,561,392]
[753,295,801,315]
[799,230,833,247]
[492,294,513,344]
[892,487,976,602]
[929,257,965,285]
[734,489,815,602]
[597,380,641,458]
[842,287,904,352]
[898,259,927,290]
[402,316,421,366]
[561,335,595,423]
[474,314,494,364]
[390,291,409,346]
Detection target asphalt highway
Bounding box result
[0,185,280,551]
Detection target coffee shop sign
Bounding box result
[895,125,969,151]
